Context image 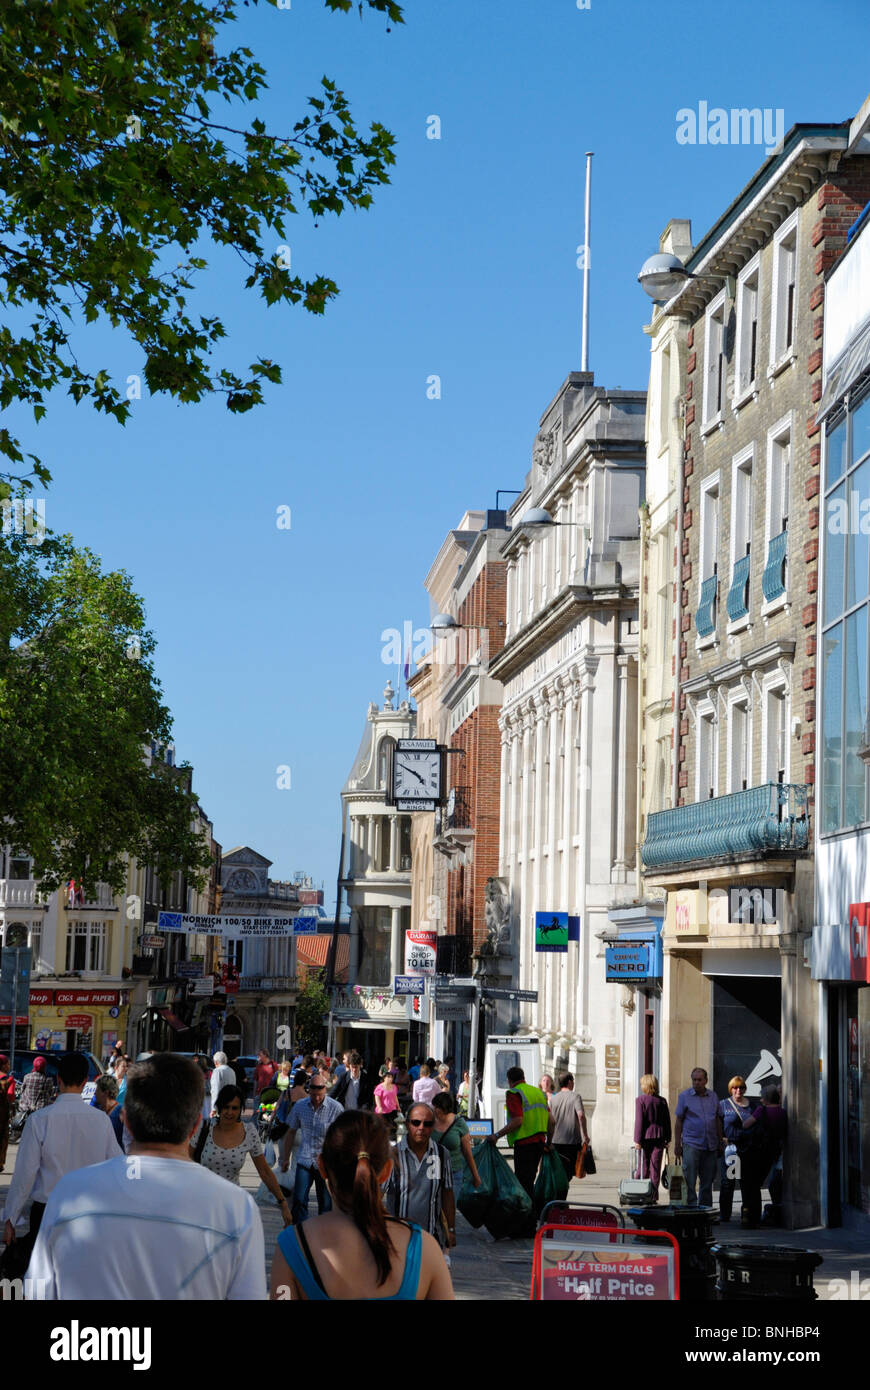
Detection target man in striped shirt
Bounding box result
[383,1102,455,1249]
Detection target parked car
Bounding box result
[9,1050,103,1103]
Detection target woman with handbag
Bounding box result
[194,1084,292,1226]
[717,1076,756,1224]
[633,1074,671,1195]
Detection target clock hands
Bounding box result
[404,764,427,786]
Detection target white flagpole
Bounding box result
[581,152,593,372]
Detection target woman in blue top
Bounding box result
[269,1111,453,1302]
[718,1075,758,1224]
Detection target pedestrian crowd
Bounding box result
[0,1043,474,1301]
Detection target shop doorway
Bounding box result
[711,975,781,1102]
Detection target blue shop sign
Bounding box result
[605,941,661,982]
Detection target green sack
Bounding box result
[457,1140,534,1238]
[533,1149,569,1216]
[488,1143,534,1239]
[457,1140,496,1229]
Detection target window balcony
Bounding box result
[696,575,718,638]
[238,975,297,992]
[65,884,117,911]
[641,782,810,871]
[0,879,45,909]
[761,529,788,604]
[726,554,751,623]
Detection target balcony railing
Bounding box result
[762,529,788,603]
[0,879,44,909]
[238,975,297,992]
[642,782,809,871]
[447,788,473,831]
[65,884,116,910]
[726,553,751,622]
[696,574,718,638]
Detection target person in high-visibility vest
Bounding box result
[488,1066,554,1218]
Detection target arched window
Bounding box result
[377,736,395,789]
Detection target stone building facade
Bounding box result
[641,115,870,1225]
[490,371,646,1154]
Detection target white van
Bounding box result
[480,1036,542,1145]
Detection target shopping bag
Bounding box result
[664,1158,685,1205]
[533,1149,569,1215]
[576,1140,596,1176]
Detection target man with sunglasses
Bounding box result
[383,1102,455,1251]
[280,1074,343,1225]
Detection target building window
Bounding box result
[728,697,752,792]
[377,737,395,791]
[821,384,870,832]
[8,857,31,880]
[763,422,791,605]
[696,702,718,801]
[727,449,753,624]
[696,474,720,639]
[763,683,788,784]
[771,214,798,366]
[703,292,727,425]
[736,257,761,399]
[659,343,672,449]
[65,920,107,973]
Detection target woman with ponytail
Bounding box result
[269,1110,453,1301]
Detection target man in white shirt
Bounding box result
[27,1051,266,1300]
[210,1050,236,1113]
[2,1052,118,1261]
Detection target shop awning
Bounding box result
[156,1007,189,1032]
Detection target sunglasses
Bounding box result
[309,1084,325,1090]
[408,1119,434,1128]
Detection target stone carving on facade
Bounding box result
[226,869,258,893]
[533,422,561,474]
[481,876,512,956]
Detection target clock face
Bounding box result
[393,750,442,801]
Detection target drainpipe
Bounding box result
[637,500,650,889]
[672,347,686,809]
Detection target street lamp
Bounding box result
[638,252,736,305]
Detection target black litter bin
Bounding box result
[711,1243,823,1300]
[628,1206,718,1301]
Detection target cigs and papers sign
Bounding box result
[158,913,301,937]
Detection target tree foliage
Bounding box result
[0,0,403,488]
[0,526,212,894]
[295,966,329,1052]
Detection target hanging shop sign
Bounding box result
[849,902,870,984]
[405,930,437,976]
[535,911,569,954]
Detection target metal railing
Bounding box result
[238,975,297,991]
[642,782,809,870]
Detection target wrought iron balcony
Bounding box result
[642,782,809,871]
[696,574,718,638]
[762,529,788,603]
[238,974,297,992]
[726,554,751,622]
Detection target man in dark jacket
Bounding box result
[329,1051,373,1110]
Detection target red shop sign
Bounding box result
[849,903,870,984]
[29,990,53,1006]
[64,1014,94,1030]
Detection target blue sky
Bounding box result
[19,0,870,901]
